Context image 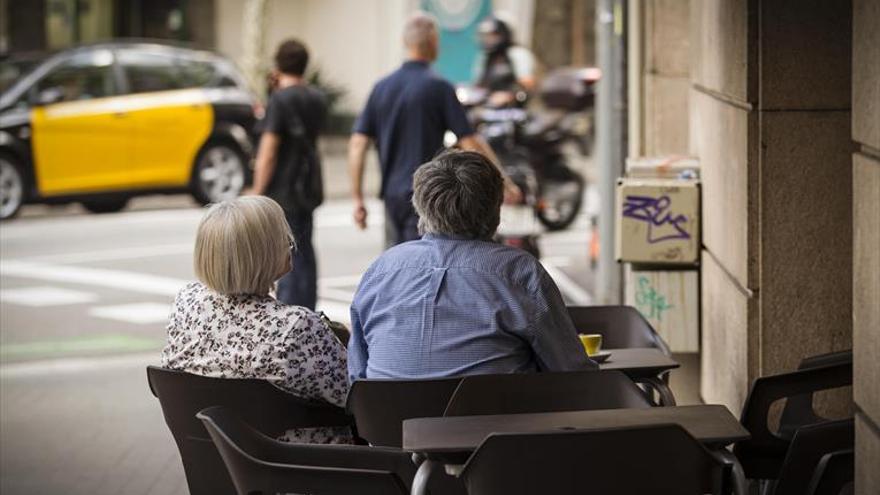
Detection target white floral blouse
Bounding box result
[161,282,351,444]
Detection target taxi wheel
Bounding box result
[192,142,246,205]
[0,154,25,221]
[82,198,130,214]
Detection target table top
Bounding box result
[403,404,749,455]
[597,348,680,377]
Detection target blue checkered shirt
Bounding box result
[348,233,596,384]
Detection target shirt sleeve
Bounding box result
[352,88,378,137]
[347,298,369,385]
[262,92,287,135]
[527,268,598,371]
[439,80,475,138]
[509,46,536,79]
[277,311,350,407]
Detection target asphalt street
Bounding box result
[0,193,597,494]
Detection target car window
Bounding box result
[117,50,183,94]
[178,59,217,88]
[34,50,116,103]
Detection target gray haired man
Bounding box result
[348,151,595,383]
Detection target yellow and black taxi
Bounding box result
[0,42,259,219]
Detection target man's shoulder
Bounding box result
[272,85,325,105]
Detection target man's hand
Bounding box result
[241,187,260,196]
[353,201,368,230]
[348,133,372,230]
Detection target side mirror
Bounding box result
[33,87,64,106]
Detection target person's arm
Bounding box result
[348,133,372,229]
[246,93,284,195]
[459,134,522,203]
[278,311,350,407]
[527,268,598,372]
[247,132,281,195]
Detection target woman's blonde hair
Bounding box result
[194,196,294,296]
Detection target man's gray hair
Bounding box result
[403,12,437,51]
[412,151,504,240]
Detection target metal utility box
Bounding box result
[624,267,699,352]
[615,178,700,264]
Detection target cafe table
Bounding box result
[597,347,680,405]
[403,404,750,495]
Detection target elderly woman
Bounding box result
[162,196,349,443]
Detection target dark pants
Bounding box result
[384,195,420,249]
[277,210,317,310]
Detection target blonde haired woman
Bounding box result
[161,196,349,443]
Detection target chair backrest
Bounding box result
[774,419,854,495]
[147,366,351,495]
[346,377,462,447]
[779,350,853,436]
[733,360,853,480]
[460,424,729,495]
[566,305,671,355]
[443,370,651,417]
[197,406,412,495]
[807,449,855,495]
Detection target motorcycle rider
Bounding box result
[473,15,537,107]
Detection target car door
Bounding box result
[29,49,135,196]
[115,49,213,187]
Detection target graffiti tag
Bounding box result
[622,194,691,244]
[634,276,673,321]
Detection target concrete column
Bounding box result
[640,0,691,157]
[690,0,853,412]
[852,0,880,490]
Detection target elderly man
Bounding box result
[348,151,595,383]
[349,12,512,248]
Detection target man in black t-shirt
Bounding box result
[248,39,326,310]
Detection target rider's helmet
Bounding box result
[478,16,513,55]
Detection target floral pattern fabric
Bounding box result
[161,282,351,444]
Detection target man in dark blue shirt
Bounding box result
[349,12,513,247]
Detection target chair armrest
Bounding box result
[806,449,854,495]
[739,362,852,445]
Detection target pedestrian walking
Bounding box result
[348,12,518,248]
[247,39,326,310]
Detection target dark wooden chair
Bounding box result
[147,366,351,495]
[732,355,852,482]
[459,424,731,495]
[346,377,462,447]
[773,419,854,495]
[443,370,652,417]
[197,406,415,495]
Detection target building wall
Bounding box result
[214,0,536,112]
[690,0,854,413]
[641,0,690,157]
[215,0,412,112]
[852,0,880,490]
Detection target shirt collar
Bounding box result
[423,232,482,242]
[402,59,430,69]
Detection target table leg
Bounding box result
[641,376,677,406]
[412,458,440,495]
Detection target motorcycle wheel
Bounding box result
[537,172,585,231]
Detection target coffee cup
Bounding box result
[578,334,603,356]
